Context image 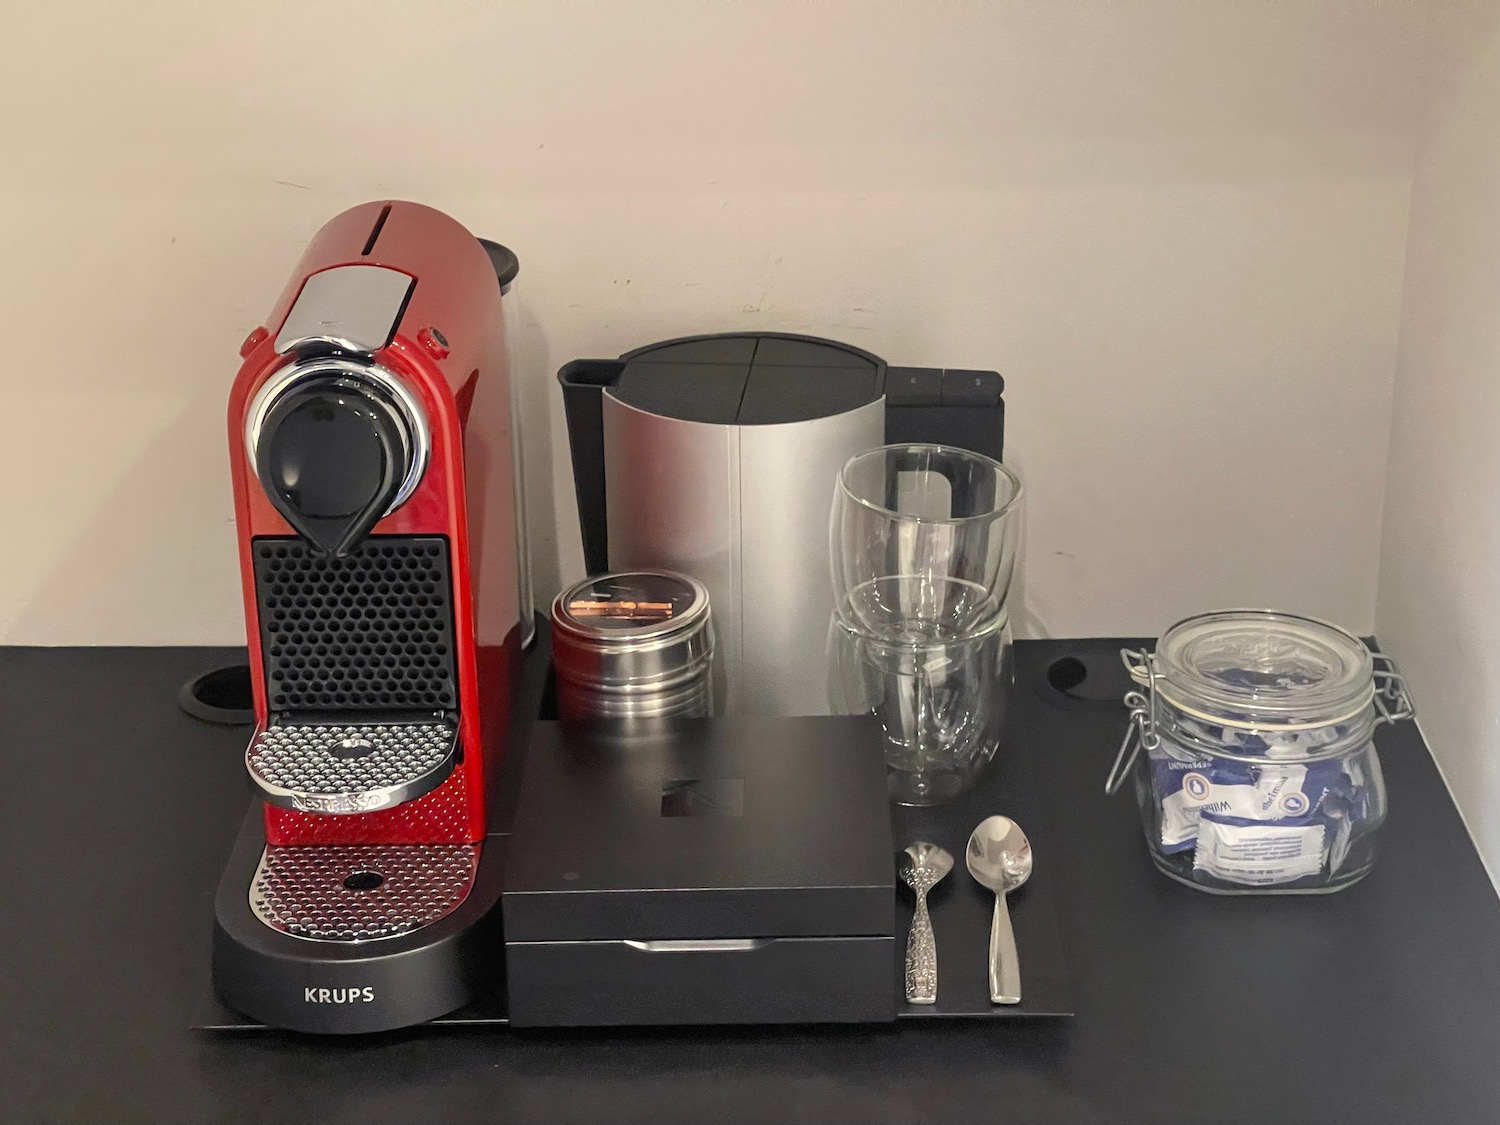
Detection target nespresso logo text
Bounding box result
[304,987,375,1004]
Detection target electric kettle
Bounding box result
[558,332,1006,716]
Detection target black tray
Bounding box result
[194,775,1073,1029]
[194,640,1073,1029]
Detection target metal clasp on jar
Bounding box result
[1371,652,1416,725]
[1105,648,1160,796]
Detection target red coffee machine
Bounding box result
[212,201,526,1033]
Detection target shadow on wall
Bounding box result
[10,388,243,645]
[508,293,563,613]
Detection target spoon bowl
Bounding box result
[965,815,1033,895]
[966,815,1032,1005]
[900,841,955,888]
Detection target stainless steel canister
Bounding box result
[551,571,715,720]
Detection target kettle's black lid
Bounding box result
[609,333,883,426]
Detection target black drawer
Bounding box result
[505,935,895,1026]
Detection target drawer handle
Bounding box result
[622,939,769,953]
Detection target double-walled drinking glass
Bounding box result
[829,607,1014,805]
[828,444,1022,804]
[832,445,1022,642]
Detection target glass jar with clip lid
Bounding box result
[1106,610,1415,894]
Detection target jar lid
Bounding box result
[1149,610,1374,728]
[551,570,714,692]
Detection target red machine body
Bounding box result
[227,202,521,846]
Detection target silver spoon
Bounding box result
[898,841,954,1004]
[966,815,1033,1005]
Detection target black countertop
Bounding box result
[2,641,1499,1124]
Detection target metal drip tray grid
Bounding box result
[246,718,458,814]
[250,843,480,942]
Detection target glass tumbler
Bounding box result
[829,607,1014,805]
[831,445,1023,641]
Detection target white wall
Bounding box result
[1377,0,1500,881]
[0,1,1425,644]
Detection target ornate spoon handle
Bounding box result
[905,886,938,1004]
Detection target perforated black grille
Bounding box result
[253,536,459,713]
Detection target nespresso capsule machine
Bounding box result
[558,333,1005,715]
[212,201,526,1033]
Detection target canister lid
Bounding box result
[1148,610,1375,727]
[554,571,708,639]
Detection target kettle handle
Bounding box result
[558,359,626,575]
[884,367,1006,463]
